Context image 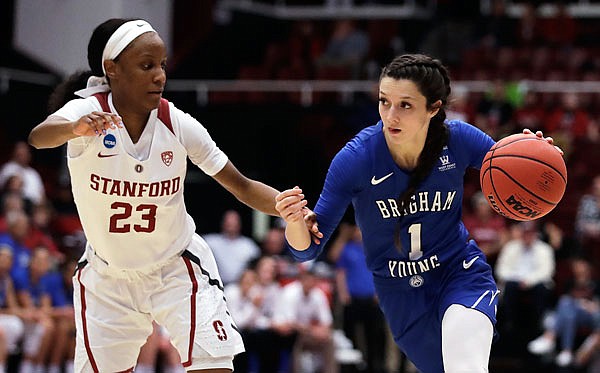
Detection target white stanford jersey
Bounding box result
[56,92,228,270]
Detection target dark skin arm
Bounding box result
[211,161,281,216]
[212,162,323,242]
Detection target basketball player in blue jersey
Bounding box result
[276,54,561,372]
[28,18,319,373]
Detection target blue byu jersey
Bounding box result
[289,120,499,373]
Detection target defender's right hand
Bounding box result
[73,111,123,137]
[275,187,307,224]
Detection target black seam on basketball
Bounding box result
[488,166,558,206]
[482,154,567,184]
[487,166,523,220]
[483,150,522,220]
[491,136,541,150]
[485,144,522,220]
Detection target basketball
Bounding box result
[480,133,567,221]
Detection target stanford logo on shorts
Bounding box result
[212,320,228,341]
[161,151,173,166]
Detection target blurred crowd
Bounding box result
[2,135,600,373]
[1,1,600,373]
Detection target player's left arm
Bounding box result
[212,161,280,216]
[176,109,280,216]
[213,163,322,242]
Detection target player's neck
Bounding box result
[115,111,149,144]
[111,96,152,144]
[389,144,422,171]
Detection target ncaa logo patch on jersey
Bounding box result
[161,151,173,166]
[409,275,424,288]
[103,134,117,148]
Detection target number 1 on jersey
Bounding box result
[408,223,423,260]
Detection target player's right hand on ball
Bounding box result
[275,186,307,224]
[523,128,564,156]
[73,111,123,137]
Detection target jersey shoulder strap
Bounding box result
[92,92,110,112]
[92,93,174,135]
[158,98,174,135]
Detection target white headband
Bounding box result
[101,20,156,75]
[75,20,156,98]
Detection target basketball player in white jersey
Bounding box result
[28,18,319,373]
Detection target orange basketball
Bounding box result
[480,133,567,221]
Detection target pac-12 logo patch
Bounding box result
[103,134,117,148]
[161,151,173,166]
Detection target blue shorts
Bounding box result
[374,241,498,373]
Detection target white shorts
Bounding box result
[73,234,244,372]
[0,314,24,353]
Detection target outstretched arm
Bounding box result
[29,112,122,149]
[212,164,323,242]
[212,161,281,216]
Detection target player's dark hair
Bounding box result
[47,18,131,113]
[380,54,451,250]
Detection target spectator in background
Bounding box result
[226,269,262,373]
[570,121,600,191]
[0,210,32,275]
[0,142,45,206]
[203,210,261,286]
[272,267,338,373]
[446,85,475,124]
[47,256,78,373]
[545,92,591,157]
[0,192,25,233]
[285,20,324,79]
[462,191,508,268]
[575,175,600,248]
[14,246,57,373]
[515,3,543,46]
[475,0,515,48]
[512,91,545,133]
[229,257,288,373]
[254,255,292,372]
[542,3,577,48]
[328,223,386,373]
[0,247,24,373]
[316,19,369,79]
[528,257,600,368]
[261,227,297,279]
[23,203,61,259]
[495,221,555,334]
[0,175,32,214]
[260,226,288,258]
[475,80,514,139]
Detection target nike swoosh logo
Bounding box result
[371,172,394,185]
[97,152,118,158]
[463,256,479,269]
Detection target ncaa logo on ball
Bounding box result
[409,275,424,288]
[505,194,541,219]
[104,134,117,148]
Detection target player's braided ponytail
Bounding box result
[380,54,451,250]
[47,18,131,113]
